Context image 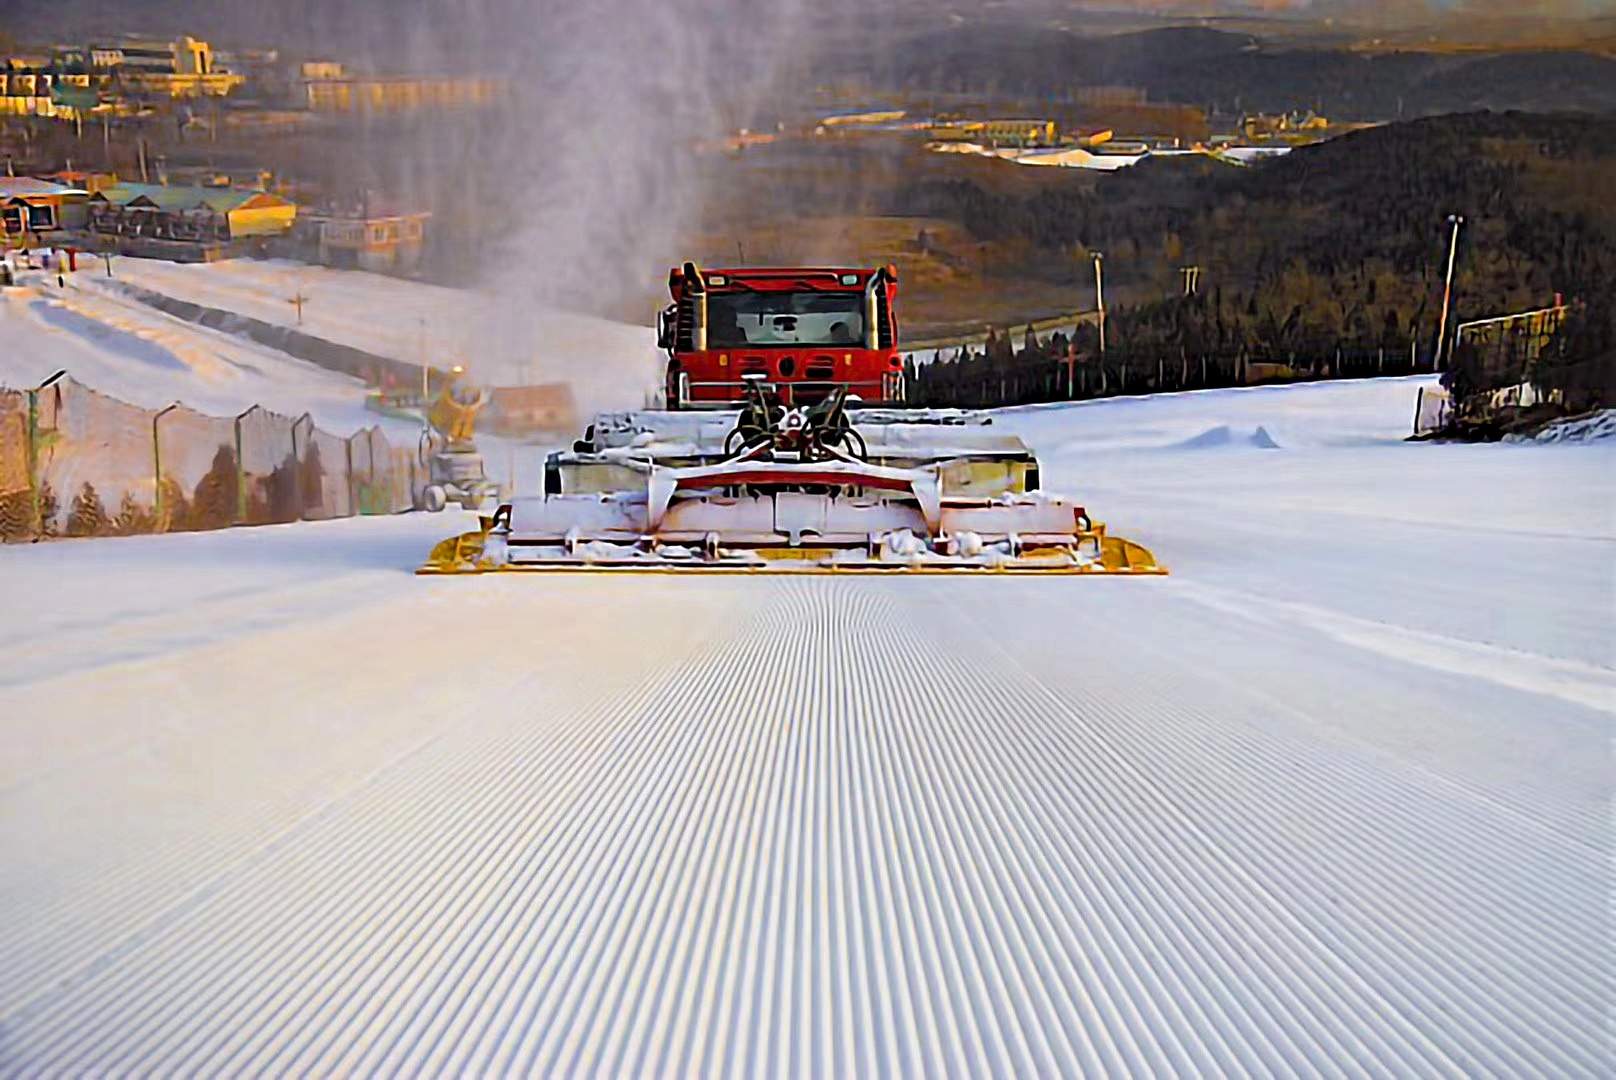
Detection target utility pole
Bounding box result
[419,317,429,407]
[1435,213,1464,371]
[1092,251,1107,355]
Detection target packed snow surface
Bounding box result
[1,376,1611,1075]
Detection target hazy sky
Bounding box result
[12,0,1612,48]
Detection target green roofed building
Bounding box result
[94,183,297,238]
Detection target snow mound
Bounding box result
[1175,424,1234,448]
[1172,424,1283,450]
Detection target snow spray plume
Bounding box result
[343,0,813,411]
[68,0,814,409]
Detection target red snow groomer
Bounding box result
[660,262,905,409]
[418,258,1164,575]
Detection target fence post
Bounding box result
[290,412,311,519]
[25,389,39,539]
[344,431,355,517]
[370,427,385,512]
[26,370,66,539]
[367,428,381,514]
[152,402,179,530]
[233,404,257,525]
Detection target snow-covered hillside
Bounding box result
[0,376,1610,1075]
[1,272,411,438]
[94,257,662,417]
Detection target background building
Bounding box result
[928,119,1060,147]
[88,183,297,257]
[297,202,430,272]
[302,74,500,114]
[90,36,244,98]
[0,177,88,241]
[485,384,579,437]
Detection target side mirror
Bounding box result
[656,306,675,350]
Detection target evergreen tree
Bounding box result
[66,483,110,537]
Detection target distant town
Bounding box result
[1,31,496,271]
[738,97,1364,172]
[2,27,1365,280]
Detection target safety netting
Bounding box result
[33,377,159,537]
[236,405,301,525]
[295,419,353,521]
[0,389,30,540]
[154,404,239,532]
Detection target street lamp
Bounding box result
[1091,250,1106,355]
[1435,213,1464,370]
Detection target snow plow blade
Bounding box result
[418,513,1163,575]
[418,385,1165,576]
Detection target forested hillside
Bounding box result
[874,26,1616,118]
[898,111,1615,376]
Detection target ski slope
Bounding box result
[1,377,1611,1075]
[94,257,662,417]
[1,271,414,438]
